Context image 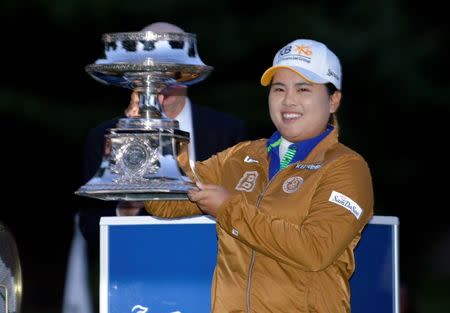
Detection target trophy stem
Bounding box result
[139,88,163,119]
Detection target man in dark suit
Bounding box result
[72,21,248,313]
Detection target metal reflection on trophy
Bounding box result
[75,31,213,200]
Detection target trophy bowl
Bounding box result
[75,30,213,201]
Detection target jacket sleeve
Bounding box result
[144,143,245,217]
[216,155,374,271]
[144,199,202,217]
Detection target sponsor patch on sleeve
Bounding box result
[329,191,362,219]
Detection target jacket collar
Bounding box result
[242,126,339,171]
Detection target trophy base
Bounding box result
[75,180,195,201]
[75,191,189,201]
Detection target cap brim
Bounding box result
[260,65,328,86]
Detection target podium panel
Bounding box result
[100,215,399,313]
[350,216,400,313]
[100,216,217,313]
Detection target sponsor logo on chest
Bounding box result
[282,176,304,193]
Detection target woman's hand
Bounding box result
[188,182,230,217]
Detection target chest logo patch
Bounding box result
[235,171,259,192]
[282,176,304,193]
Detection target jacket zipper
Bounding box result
[246,168,286,313]
[246,251,256,312]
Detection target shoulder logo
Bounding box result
[328,191,362,219]
[244,155,259,163]
[282,176,304,193]
[235,171,259,192]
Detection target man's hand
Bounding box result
[117,201,144,216]
[187,182,230,217]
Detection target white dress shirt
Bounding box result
[173,97,196,162]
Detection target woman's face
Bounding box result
[268,68,340,142]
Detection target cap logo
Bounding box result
[278,44,312,65]
[327,69,339,81]
[279,44,313,58]
[295,44,312,56]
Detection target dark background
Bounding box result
[1,0,449,312]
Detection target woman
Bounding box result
[145,38,374,312]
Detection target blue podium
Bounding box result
[99,215,399,313]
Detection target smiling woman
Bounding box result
[0,0,446,311]
[143,38,374,313]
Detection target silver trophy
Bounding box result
[75,31,213,201]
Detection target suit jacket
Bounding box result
[78,102,248,254]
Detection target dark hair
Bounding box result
[326,83,339,126]
[325,83,337,96]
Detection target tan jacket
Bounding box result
[145,128,374,313]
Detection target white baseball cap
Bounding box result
[261,39,342,90]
